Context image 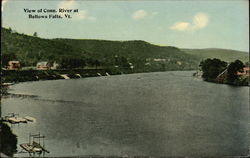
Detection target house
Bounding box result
[237,66,250,76]
[0,152,9,158]
[51,62,59,70]
[36,61,49,70]
[7,61,21,70]
[177,61,182,65]
[216,66,249,83]
[153,58,166,62]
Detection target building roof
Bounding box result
[0,152,9,158]
[37,61,48,65]
[243,66,249,70]
[9,60,20,63]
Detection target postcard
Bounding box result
[1,0,249,157]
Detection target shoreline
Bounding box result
[193,71,249,87]
[2,69,248,96]
[1,68,196,82]
[1,69,197,96]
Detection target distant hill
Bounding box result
[1,27,248,73]
[1,27,200,72]
[1,28,81,66]
[182,48,249,63]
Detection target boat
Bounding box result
[2,82,14,86]
[20,141,49,154]
[2,113,35,124]
[19,133,50,156]
[7,117,28,124]
[24,116,36,122]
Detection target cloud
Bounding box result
[131,10,159,20]
[58,0,77,9]
[57,0,96,21]
[193,13,209,28]
[2,0,9,12]
[170,22,190,31]
[132,10,147,20]
[170,12,209,31]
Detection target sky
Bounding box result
[1,0,249,52]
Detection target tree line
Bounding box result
[199,58,249,86]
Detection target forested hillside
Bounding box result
[3,27,248,72]
[1,27,200,72]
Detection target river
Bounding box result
[1,71,249,157]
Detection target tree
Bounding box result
[0,122,17,156]
[59,56,86,69]
[1,53,17,67]
[33,32,38,37]
[226,60,245,83]
[8,27,12,33]
[114,56,130,68]
[245,61,249,66]
[199,58,227,81]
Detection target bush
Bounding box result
[0,122,17,156]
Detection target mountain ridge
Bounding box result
[1,27,248,72]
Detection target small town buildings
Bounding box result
[7,61,21,70]
[36,61,59,70]
[153,58,166,62]
[36,61,49,70]
[237,66,250,76]
[216,66,249,83]
[177,61,182,65]
[146,58,167,62]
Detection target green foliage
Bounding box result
[33,32,38,37]
[59,56,86,69]
[199,58,248,86]
[226,60,245,83]
[245,61,249,66]
[1,27,81,66]
[0,122,17,156]
[54,39,201,71]
[114,56,130,68]
[199,58,227,81]
[1,27,200,72]
[1,53,17,67]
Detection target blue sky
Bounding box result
[2,0,249,52]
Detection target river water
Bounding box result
[1,71,249,157]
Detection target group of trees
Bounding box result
[0,122,17,156]
[59,56,86,69]
[2,27,203,72]
[199,58,227,81]
[199,58,247,85]
[1,53,18,67]
[227,60,245,83]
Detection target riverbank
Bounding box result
[193,71,249,86]
[1,68,121,83]
[1,69,117,95]
[1,68,197,95]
